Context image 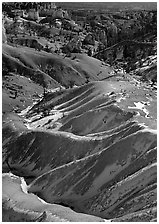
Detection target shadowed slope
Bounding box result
[3,112,144,180]
[28,129,156,218]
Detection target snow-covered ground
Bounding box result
[128,102,150,118]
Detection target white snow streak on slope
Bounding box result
[128,102,150,117]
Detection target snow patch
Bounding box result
[18,101,38,116]
[128,102,150,118]
[3,172,18,179]
[116,96,127,103]
[20,177,28,194]
[6,173,50,205]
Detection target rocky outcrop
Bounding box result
[94,40,156,69]
[83,33,95,46]
[13,38,44,50]
[27,9,39,21]
[62,38,82,54]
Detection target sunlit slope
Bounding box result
[3,44,112,88]
[27,80,157,132]
[2,43,113,114]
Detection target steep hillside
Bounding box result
[3,43,113,114]
[3,44,112,88]
[3,79,157,221]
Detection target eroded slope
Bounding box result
[3,79,157,221]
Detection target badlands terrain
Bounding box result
[2,2,157,222]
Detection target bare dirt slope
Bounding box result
[3,78,157,221]
[3,43,112,89]
[2,43,112,113]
